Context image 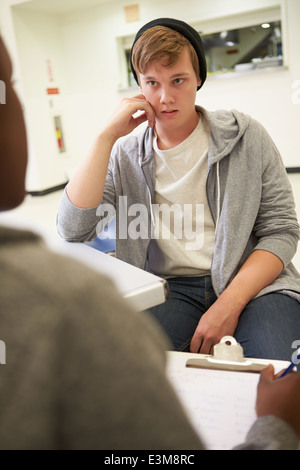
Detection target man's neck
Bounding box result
[155,112,199,150]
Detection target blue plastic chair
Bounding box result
[84,217,116,254]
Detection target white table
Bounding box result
[0,213,168,312]
[51,239,168,311]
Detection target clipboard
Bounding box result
[168,349,291,449]
[186,336,269,373]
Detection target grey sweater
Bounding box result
[57,107,300,301]
[0,225,298,450]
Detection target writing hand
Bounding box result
[256,364,300,438]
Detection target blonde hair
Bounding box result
[131,26,200,82]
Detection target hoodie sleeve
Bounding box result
[252,120,300,267]
[56,152,117,242]
[56,189,99,242]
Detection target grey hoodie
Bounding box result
[57,106,300,301]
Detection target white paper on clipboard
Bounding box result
[166,337,290,450]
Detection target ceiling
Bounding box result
[11,0,116,15]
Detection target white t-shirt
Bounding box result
[148,113,215,277]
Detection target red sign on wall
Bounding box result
[47,87,59,95]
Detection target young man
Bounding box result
[57,18,300,366]
[1,28,300,451]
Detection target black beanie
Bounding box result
[130,18,207,91]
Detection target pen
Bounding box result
[279,349,300,378]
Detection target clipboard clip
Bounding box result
[186,336,268,373]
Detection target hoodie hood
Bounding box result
[198,106,251,166]
[136,107,251,232]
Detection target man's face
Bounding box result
[139,47,201,137]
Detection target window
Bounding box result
[202,21,283,76]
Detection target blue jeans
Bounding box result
[147,276,300,371]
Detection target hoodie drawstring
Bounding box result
[215,161,220,235]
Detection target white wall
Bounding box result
[11,7,74,190]
[1,0,300,191]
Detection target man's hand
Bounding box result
[189,299,239,354]
[102,93,156,142]
[189,250,284,355]
[66,94,155,208]
[256,365,300,438]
